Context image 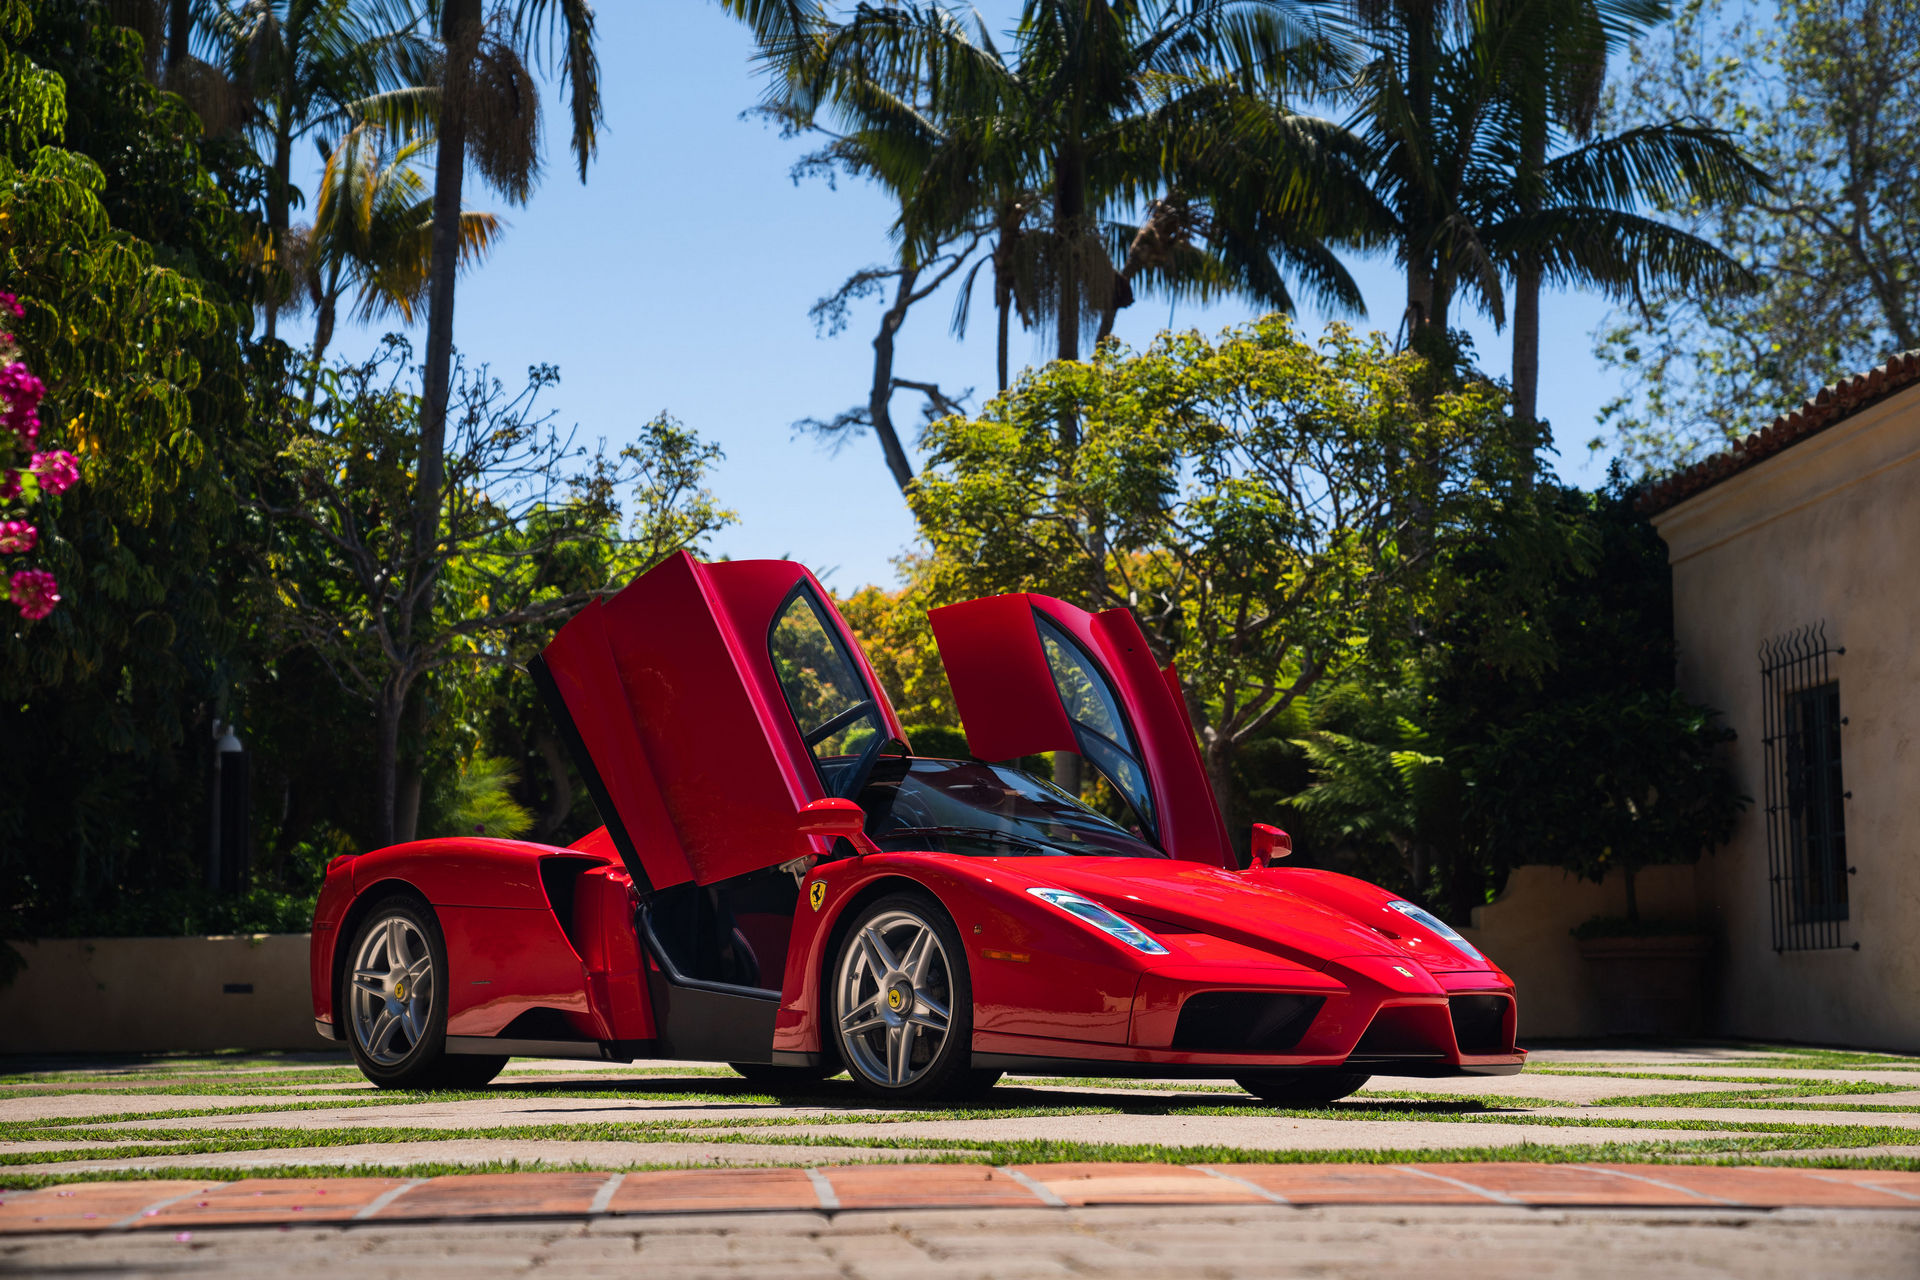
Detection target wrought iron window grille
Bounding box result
[1758,623,1855,952]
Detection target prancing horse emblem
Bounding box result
[809,881,826,912]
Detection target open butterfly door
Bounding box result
[927,593,1234,868]
[534,551,907,891]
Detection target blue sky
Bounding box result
[288,1,1625,592]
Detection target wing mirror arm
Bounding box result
[1249,822,1292,869]
[796,797,879,860]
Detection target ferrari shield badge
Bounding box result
[809,881,826,912]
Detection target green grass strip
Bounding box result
[8,1129,1914,1191]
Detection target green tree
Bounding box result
[1283,476,1743,922]
[0,2,266,933]
[910,315,1527,840]
[251,339,733,845]
[1593,0,1920,472]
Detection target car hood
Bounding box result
[1001,857,1425,972]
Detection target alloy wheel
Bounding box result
[834,908,955,1088]
[349,912,434,1067]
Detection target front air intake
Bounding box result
[1448,994,1512,1055]
[1172,992,1325,1053]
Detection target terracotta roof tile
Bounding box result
[1639,349,1920,513]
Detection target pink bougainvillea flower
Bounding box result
[1,361,45,445]
[0,361,43,406]
[31,449,78,495]
[0,292,22,318]
[9,568,59,620]
[0,521,35,554]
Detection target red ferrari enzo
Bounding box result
[309,552,1524,1101]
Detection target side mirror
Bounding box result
[796,797,878,858]
[1249,823,1292,868]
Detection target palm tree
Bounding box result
[786,2,1371,434]
[1476,0,1761,463]
[1341,0,1759,375]
[204,0,426,340]
[291,121,500,367]
[374,0,599,846]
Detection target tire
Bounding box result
[830,890,976,1102]
[341,895,506,1091]
[729,1061,839,1092]
[1233,1070,1372,1105]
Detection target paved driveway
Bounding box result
[3,1043,1916,1276]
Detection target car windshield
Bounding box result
[826,756,1168,859]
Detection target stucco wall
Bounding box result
[0,935,321,1054]
[1652,382,1920,1052]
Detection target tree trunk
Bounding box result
[996,292,1010,393]
[1203,739,1244,868]
[867,261,918,496]
[1401,1,1438,347]
[396,769,423,843]
[1053,144,1084,406]
[418,0,482,560]
[1511,104,1547,486]
[532,727,573,843]
[373,682,404,848]
[265,121,293,343]
[1511,262,1541,479]
[1053,751,1082,801]
[167,0,191,71]
[1406,255,1435,341]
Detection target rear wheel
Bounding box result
[831,892,977,1102]
[1234,1070,1371,1105]
[342,896,505,1090]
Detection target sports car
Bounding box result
[309,552,1524,1101]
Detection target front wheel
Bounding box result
[342,895,505,1090]
[1234,1070,1371,1105]
[831,891,977,1101]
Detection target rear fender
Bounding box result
[323,838,634,1042]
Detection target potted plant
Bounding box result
[1478,690,1745,1036]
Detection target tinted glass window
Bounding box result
[1038,617,1133,748]
[1034,614,1154,829]
[770,589,883,771]
[856,758,1166,859]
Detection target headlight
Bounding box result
[1388,899,1485,963]
[1027,887,1169,955]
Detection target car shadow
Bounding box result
[472,1073,1517,1116]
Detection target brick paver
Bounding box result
[3,1162,1918,1236]
[5,1203,1917,1280]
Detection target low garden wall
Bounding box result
[0,870,1699,1054]
[1459,863,1701,1039]
[0,934,320,1055]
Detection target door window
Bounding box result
[1035,613,1156,833]
[770,588,885,782]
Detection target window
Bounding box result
[1034,613,1155,834]
[1760,624,1852,951]
[769,588,884,782]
